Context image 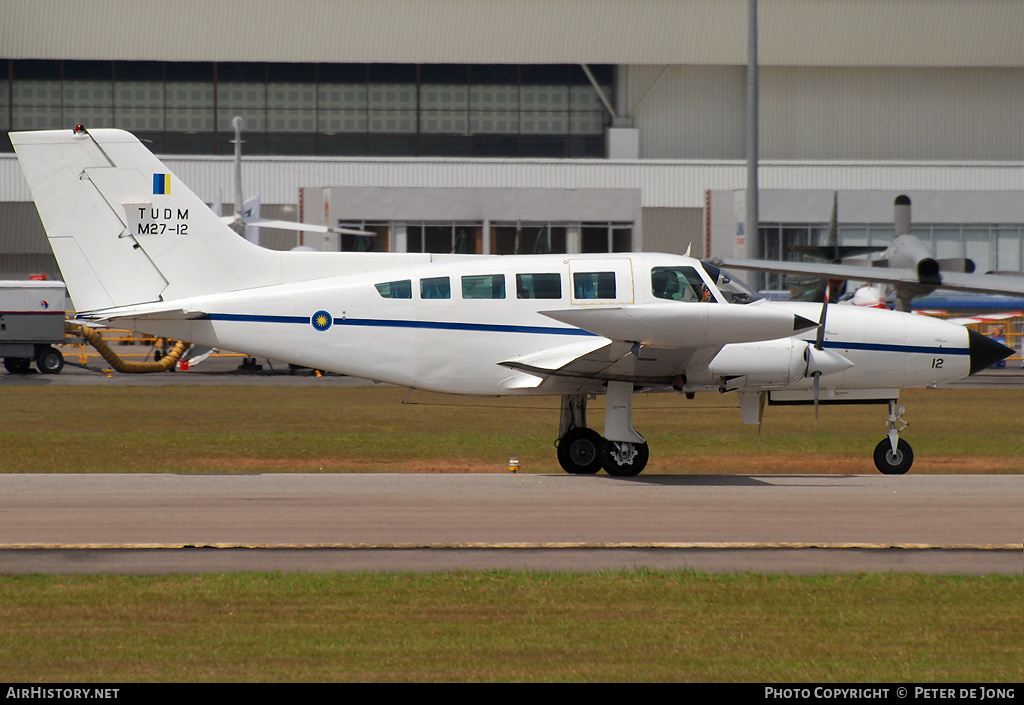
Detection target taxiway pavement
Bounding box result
[1,473,1020,575]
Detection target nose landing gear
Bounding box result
[874,400,913,474]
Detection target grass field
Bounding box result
[1,384,1021,682]
[0,572,1020,683]
[2,384,1024,474]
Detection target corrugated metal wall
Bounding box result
[761,68,1024,161]
[4,155,1024,211]
[4,1,1022,67]
[625,65,1024,161]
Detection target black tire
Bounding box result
[35,346,64,374]
[873,438,913,475]
[556,428,604,475]
[600,439,650,477]
[3,357,32,374]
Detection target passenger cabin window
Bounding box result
[374,279,412,299]
[420,276,451,299]
[573,272,616,299]
[651,266,714,302]
[516,273,562,299]
[462,274,506,299]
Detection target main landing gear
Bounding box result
[873,400,913,475]
[555,383,650,477]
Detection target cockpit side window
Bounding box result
[651,266,714,302]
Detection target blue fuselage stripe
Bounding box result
[205,313,597,337]
[816,340,970,356]
[204,314,968,354]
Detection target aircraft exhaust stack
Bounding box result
[894,195,911,237]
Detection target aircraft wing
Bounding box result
[717,257,1024,297]
[499,303,816,387]
[219,215,374,237]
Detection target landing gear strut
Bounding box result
[873,400,913,474]
[555,383,650,477]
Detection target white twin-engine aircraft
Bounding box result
[11,127,1013,476]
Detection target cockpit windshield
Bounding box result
[700,261,763,304]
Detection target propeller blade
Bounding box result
[813,371,821,430]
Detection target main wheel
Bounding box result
[35,346,64,374]
[600,439,650,477]
[3,357,31,374]
[873,438,913,475]
[556,428,604,475]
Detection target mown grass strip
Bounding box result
[2,386,1024,474]
[0,571,1020,682]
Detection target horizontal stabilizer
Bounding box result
[75,302,208,325]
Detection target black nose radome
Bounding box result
[968,329,1015,375]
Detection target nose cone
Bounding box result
[968,329,1015,375]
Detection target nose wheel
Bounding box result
[873,400,913,474]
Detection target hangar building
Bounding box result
[1,0,1022,294]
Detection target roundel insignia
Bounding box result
[311,310,333,331]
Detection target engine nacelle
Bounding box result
[709,338,807,386]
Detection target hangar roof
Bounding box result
[2,0,1022,68]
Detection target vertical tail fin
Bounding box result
[11,127,279,312]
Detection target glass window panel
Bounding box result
[470,110,518,134]
[12,81,62,105]
[165,82,213,107]
[374,280,412,299]
[114,106,164,131]
[12,107,62,130]
[217,83,266,108]
[268,109,316,133]
[268,83,316,109]
[368,84,416,109]
[516,273,562,299]
[420,277,451,299]
[166,108,213,131]
[570,84,605,110]
[573,272,616,299]
[520,111,568,134]
[318,84,367,110]
[64,106,112,126]
[462,274,506,300]
[114,82,164,107]
[421,84,467,109]
[319,109,367,133]
[369,109,416,133]
[63,81,112,107]
[651,266,712,302]
[570,111,606,135]
[520,84,568,110]
[470,85,518,109]
[421,109,467,134]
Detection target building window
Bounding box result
[1,60,612,156]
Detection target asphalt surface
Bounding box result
[1,473,1021,575]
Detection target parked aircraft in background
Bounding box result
[10,128,1013,475]
[719,195,1024,312]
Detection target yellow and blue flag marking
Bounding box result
[153,173,171,195]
